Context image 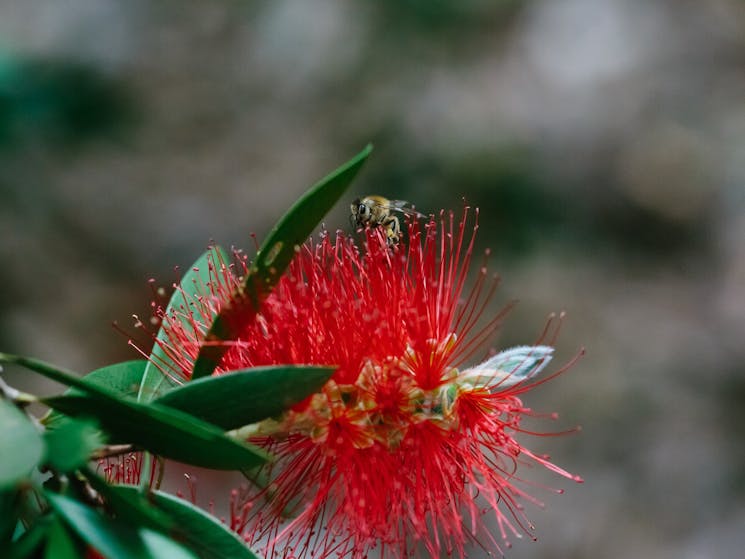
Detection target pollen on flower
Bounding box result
[142,208,582,559]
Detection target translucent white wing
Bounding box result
[461,345,554,389]
[384,200,425,218]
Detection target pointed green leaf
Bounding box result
[155,365,334,429]
[193,145,372,379]
[85,471,173,534]
[45,519,81,559]
[43,395,270,470]
[0,490,18,548]
[139,528,200,559]
[76,360,147,396]
[46,492,149,559]
[115,486,261,559]
[251,144,373,296]
[0,398,44,488]
[43,419,105,473]
[0,353,112,397]
[42,360,146,428]
[46,492,198,559]
[8,517,51,559]
[1,353,270,470]
[139,247,230,402]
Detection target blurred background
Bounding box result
[1,1,744,557]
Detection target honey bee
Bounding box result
[350,195,421,245]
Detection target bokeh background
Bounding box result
[2,1,744,558]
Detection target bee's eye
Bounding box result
[358,204,368,216]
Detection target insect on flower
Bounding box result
[146,207,583,559]
[350,194,422,245]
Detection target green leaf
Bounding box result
[192,144,372,379]
[0,353,270,470]
[0,398,44,489]
[46,492,198,559]
[43,395,270,470]
[8,517,51,559]
[0,490,18,548]
[85,471,173,534]
[139,528,200,559]
[46,492,143,559]
[115,486,261,559]
[43,360,146,428]
[45,519,81,559]
[250,144,373,298]
[155,365,335,429]
[43,419,105,473]
[65,360,145,397]
[139,247,231,402]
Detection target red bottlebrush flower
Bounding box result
[148,209,582,559]
[97,451,148,486]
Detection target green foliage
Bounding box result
[44,519,81,559]
[85,472,175,534]
[138,247,230,403]
[0,490,18,547]
[193,144,372,379]
[7,518,50,559]
[2,354,268,469]
[43,419,104,473]
[116,486,261,559]
[44,360,146,428]
[43,392,269,470]
[155,365,335,430]
[0,147,370,558]
[47,492,198,559]
[0,398,44,489]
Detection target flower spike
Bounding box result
[144,208,581,559]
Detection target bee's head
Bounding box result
[350,198,363,227]
[352,198,372,222]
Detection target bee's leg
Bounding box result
[386,216,401,245]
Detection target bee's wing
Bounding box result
[386,200,426,218]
